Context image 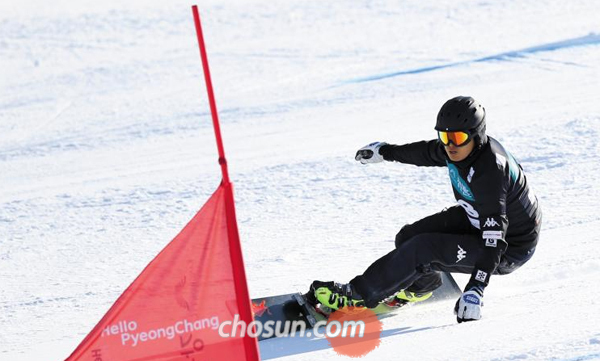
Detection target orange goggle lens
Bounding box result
[438,131,470,146]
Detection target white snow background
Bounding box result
[1,0,600,360]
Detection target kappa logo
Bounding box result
[456,245,467,263]
[483,217,500,227]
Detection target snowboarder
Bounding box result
[311,96,542,323]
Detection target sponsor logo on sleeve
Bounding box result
[483,230,503,239]
[485,239,497,247]
[483,230,502,247]
[475,270,488,283]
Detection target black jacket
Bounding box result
[379,137,541,288]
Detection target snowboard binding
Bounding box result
[307,280,433,313]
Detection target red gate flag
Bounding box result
[65,6,260,361]
[65,183,259,361]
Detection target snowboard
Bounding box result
[250,272,462,341]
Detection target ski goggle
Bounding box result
[438,130,471,147]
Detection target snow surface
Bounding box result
[1,0,600,360]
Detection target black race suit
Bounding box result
[350,136,542,308]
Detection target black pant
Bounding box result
[350,206,537,308]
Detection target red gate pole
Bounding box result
[191,5,260,361]
[192,5,230,185]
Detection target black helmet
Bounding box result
[435,96,487,146]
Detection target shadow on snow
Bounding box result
[259,323,453,360]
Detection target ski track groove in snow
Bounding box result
[345,33,600,83]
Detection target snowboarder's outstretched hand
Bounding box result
[355,142,387,164]
[454,287,483,323]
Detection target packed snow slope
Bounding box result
[1,0,600,360]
